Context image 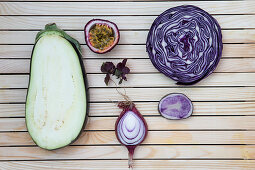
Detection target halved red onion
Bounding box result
[84,19,120,54]
[115,102,148,168]
[158,93,193,119]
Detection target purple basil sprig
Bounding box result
[101,59,130,85]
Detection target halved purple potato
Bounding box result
[84,19,120,54]
[158,93,193,120]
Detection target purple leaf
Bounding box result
[104,73,110,85]
[101,62,115,73]
[101,63,107,73]
[122,59,127,66]
[121,74,127,81]
[117,62,124,71]
[122,67,130,74]
[100,59,130,86]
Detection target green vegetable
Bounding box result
[26,23,88,150]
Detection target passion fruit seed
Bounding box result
[89,24,115,51]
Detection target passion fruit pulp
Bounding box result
[85,19,120,54]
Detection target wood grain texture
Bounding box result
[0,87,255,103]
[89,102,255,116]
[0,160,254,170]
[0,0,255,168]
[0,58,255,74]
[1,116,255,131]
[1,101,255,117]
[1,73,255,88]
[1,131,255,146]
[87,116,255,130]
[0,75,28,88]
[0,145,254,160]
[1,15,255,30]
[0,89,26,103]
[0,104,25,117]
[87,73,255,87]
[84,58,255,73]
[1,1,255,15]
[0,44,255,59]
[0,30,255,44]
[89,87,255,102]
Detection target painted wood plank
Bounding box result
[0,30,255,44]
[1,73,255,88]
[0,145,254,160]
[0,160,254,170]
[0,58,255,74]
[0,44,254,59]
[1,2,254,15]
[1,131,255,146]
[0,87,254,103]
[1,15,255,30]
[1,101,255,118]
[1,116,255,131]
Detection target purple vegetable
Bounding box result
[158,93,193,119]
[115,102,148,168]
[146,5,223,85]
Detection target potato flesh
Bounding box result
[26,35,86,150]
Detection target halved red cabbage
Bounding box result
[146,5,223,85]
[158,93,193,119]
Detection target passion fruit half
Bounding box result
[85,19,120,54]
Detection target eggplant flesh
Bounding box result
[26,30,87,150]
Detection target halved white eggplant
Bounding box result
[26,23,88,150]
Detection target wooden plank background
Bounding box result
[0,0,255,169]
